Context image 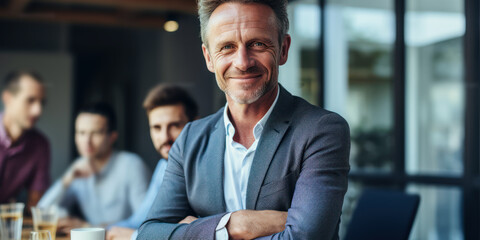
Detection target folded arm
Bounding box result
[226,210,288,239]
[136,163,228,239]
[138,113,349,240]
[137,124,228,239]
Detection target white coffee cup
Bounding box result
[71,228,105,240]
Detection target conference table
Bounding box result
[21,218,69,240]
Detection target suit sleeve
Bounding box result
[137,123,228,240]
[257,112,350,240]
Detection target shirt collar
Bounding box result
[223,87,280,141]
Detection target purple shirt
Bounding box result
[0,113,50,203]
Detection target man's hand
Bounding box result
[106,227,135,240]
[62,159,94,188]
[179,216,198,224]
[57,216,89,234]
[227,210,288,240]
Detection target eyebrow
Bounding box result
[215,35,276,46]
[150,120,185,127]
[248,38,275,45]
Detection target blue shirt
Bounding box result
[110,158,168,239]
[38,151,151,226]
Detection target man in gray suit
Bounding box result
[137,0,350,239]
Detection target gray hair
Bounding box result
[198,0,289,47]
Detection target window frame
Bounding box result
[314,0,480,238]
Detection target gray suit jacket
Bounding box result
[137,86,350,240]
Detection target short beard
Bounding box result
[227,81,271,104]
[222,68,278,104]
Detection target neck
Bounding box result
[2,114,25,143]
[90,149,113,173]
[227,85,278,148]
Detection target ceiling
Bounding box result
[0,0,197,29]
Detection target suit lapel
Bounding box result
[246,86,293,209]
[207,112,227,212]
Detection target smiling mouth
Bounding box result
[229,75,262,81]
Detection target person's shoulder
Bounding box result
[152,159,168,179]
[182,108,224,136]
[191,108,224,128]
[112,151,150,178]
[289,96,349,128]
[277,86,340,121]
[114,151,144,165]
[154,158,168,171]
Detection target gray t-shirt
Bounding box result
[38,151,151,226]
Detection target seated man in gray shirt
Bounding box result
[38,102,150,234]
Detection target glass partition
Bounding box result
[324,0,395,172]
[405,0,465,176]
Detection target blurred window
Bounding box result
[324,0,395,172]
[405,0,465,176]
[281,0,321,105]
[287,0,472,238]
[407,185,463,239]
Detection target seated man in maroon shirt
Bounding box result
[0,70,50,209]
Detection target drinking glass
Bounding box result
[0,203,24,240]
[30,230,52,240]
[31,206,58,240]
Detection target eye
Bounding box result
[221,44,234,51]
[93,131,104,136]
[251,42,267,48]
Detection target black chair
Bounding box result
[344,189,420,240]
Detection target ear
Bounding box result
[202,44,215,73]
[279,34,291,66]
[2,91,11,105]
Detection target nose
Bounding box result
[86,134,94,145]
[159,128,172,144]
[31,101,43,117]
[233,45,255,72]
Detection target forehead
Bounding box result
[148,104,187,123]
[75,113,108,130]
[16,75,44,95]
[206,2,278,45]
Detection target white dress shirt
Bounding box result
[216,88,280,239]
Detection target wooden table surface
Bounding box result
[22,218,69,240]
